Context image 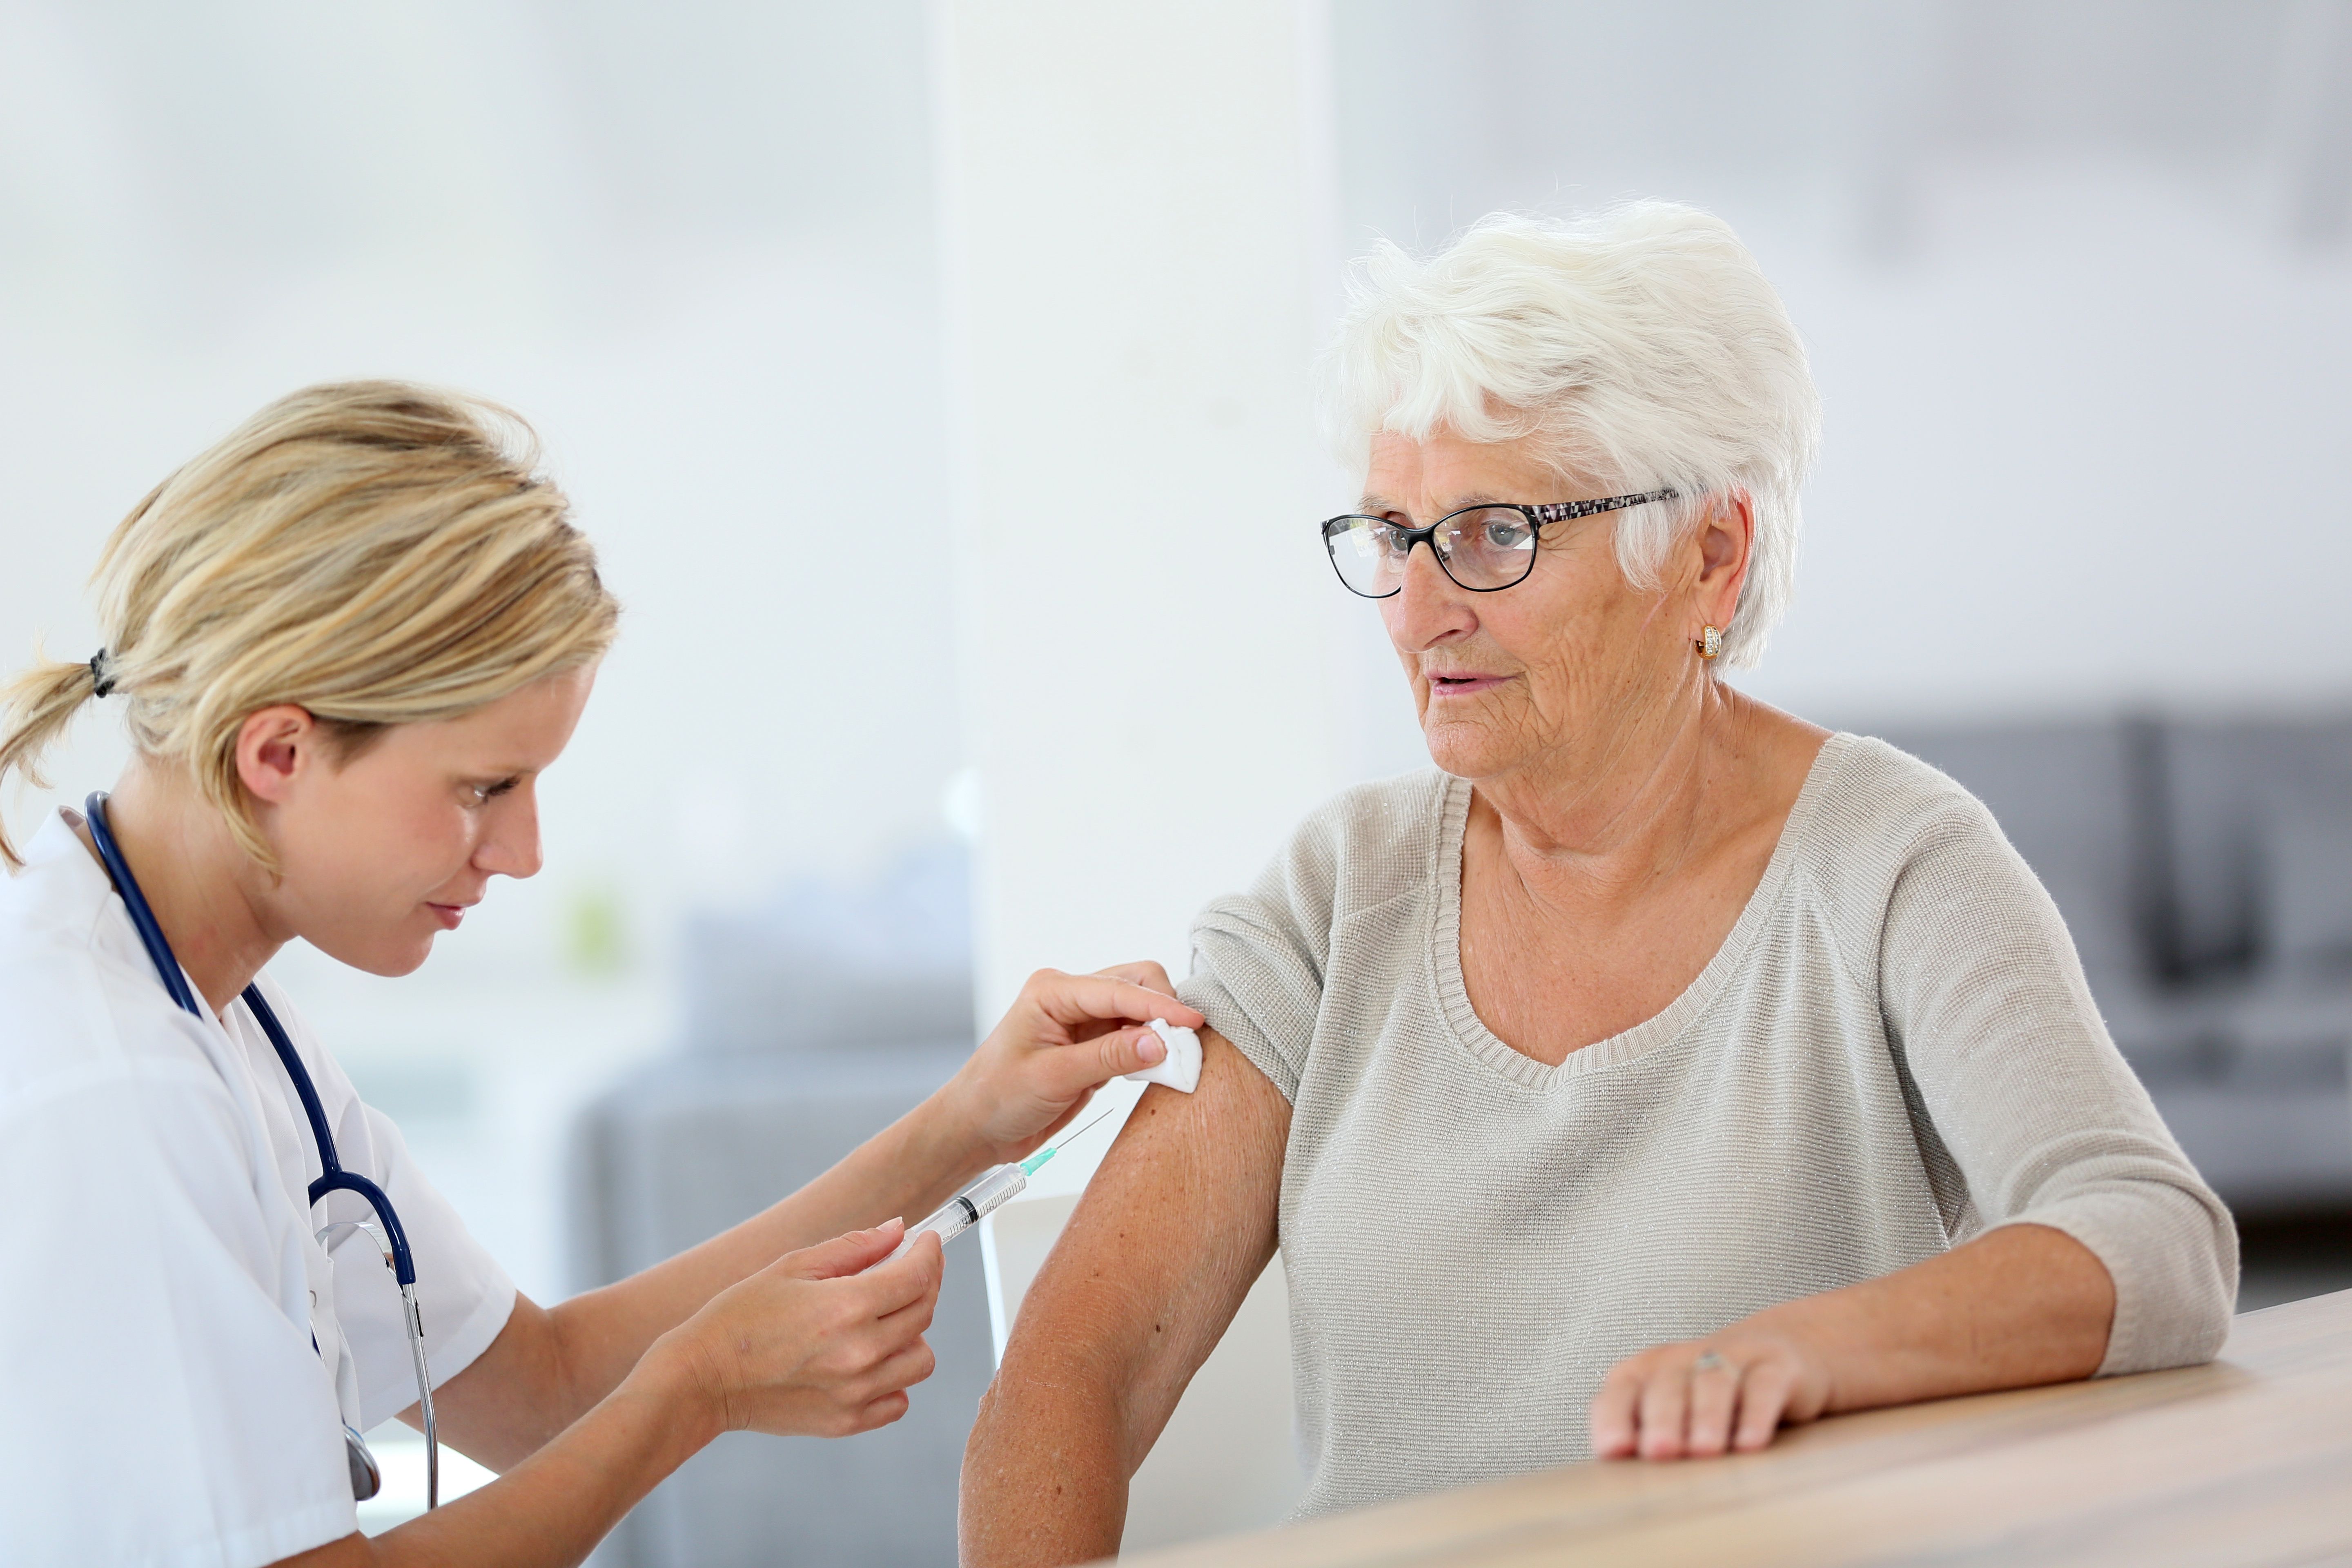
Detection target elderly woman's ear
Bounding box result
[1684,491,1755,651]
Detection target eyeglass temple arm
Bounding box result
[1524,488,1680,526]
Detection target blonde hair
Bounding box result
[0,380,620,870]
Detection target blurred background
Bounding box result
[4,1,2350,1562]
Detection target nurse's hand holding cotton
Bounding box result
[1124,1018,1202,1093]
[937,960,1205,1166]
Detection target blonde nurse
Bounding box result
[0,382,1200,1568]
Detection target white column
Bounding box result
[935,0,1344,1024]
[933,0,1340,1548]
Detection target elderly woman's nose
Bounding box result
[1385,547,1477,646]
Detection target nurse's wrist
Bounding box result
[627,1328,729,1452]
[913,1073,1002,1185]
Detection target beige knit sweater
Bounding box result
[1175,733,2236,1519]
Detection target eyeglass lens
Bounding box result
[1324,507,1538,597]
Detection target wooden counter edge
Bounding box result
[1104,1287,2352,1568]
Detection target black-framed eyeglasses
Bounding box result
[1318,489,1679,599]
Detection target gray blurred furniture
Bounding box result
[1878,713,2352,1210]
[570,847,986,1568]
[571,1047,990,1568]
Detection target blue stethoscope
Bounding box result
[85,792,440,1509]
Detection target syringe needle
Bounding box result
[1023,1100,1126,1174]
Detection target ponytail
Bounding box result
[0,380,618,876]
[0,649,108,869]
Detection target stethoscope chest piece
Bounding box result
[346,1426,382,1501]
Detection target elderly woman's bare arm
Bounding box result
[960,1031,1288,1568]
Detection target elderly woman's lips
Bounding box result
[1428,673,1511,696]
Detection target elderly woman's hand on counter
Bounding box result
[1589,1222,2117,1460]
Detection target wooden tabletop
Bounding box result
[1121,1288,2352,1568]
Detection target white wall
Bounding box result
[933,0,1342,1546]
[934,0,1351,1022]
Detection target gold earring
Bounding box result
[1696,625,1723,660]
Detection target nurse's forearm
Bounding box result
[535,964,1186,1427]
[412,1089,989,1467]
[285,1349,720,1568]
[322,1222,940,1567]
[445,969,1181,1460]
[547,1089,985,1424]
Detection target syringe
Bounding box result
[875,1102,1123,1266]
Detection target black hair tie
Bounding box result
[89,649,116,698]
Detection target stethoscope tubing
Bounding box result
[82,792,439,1508]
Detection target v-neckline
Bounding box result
[1425,731,1852,1090]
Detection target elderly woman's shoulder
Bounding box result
[1323,765,1457,822]
[1293,767,1459,855]
[1809,732,2013,859]
[1235,767,1459,922]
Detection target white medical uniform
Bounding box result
[0,811,517,1567]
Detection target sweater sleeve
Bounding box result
[1876,793,2238,1375]
[1173,782,1374,1103]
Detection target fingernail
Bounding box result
[1138,1030,1166,1062]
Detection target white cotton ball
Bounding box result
[1124,1017,1202,1094]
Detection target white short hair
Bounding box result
[1320,203,1820,668]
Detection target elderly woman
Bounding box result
[958,203,2236,1564]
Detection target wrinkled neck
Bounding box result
[1470,670,1747,906]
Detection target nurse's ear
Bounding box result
[233,705,324,806]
